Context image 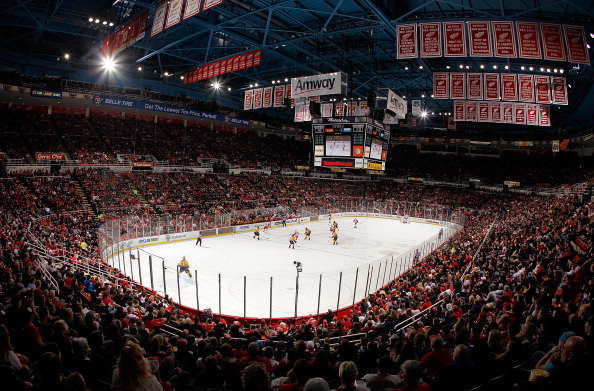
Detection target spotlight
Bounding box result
[163,71,169,76]
[446,65,451,69]
[493,65,498,69]
[227,87,231,91]
[504,65,509,70]
[560,69,564,74]
[404,66,409,70]
[459,64,464,69]
[420,111,428,117]
[272,80,276,84]
[419,65,424,69]
[480,64,485,69]
[529,67,534,71]
[431,94,434,98]
[213,82,221,89]
[95,19,100,23]
[137,66,142,71]
[521,66,525,70]
[590,33,594,39]
[102,57,115,71]
[421,94,425,98]
[102,21,107,25]
[109,22,114,27]
[88,17,94,22]
[64,53,70,59]
[540,67,545,72]
[180,76,184,80]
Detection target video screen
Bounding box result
[370,138,383,160]
[325,135,351,157]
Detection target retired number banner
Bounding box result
[454,101,465,121]
[541,23,565,61]
[273,85,285,107]
[468,21,493,57]
[467,73,483,100]
[465,101,478,122]
[183,0,202,19]
[526,104,539,126]
[478,102,490,122]
[551,77,568,105]
[514,103,527,124]
[444,22,467,57]
[492,21,517,57]
[397,24,418,59]
[539,105,551,126]
[535,76,551,104]
[262,87,273,108]
[450,73,466,99]
[484,73,500,100]
[252,88,263,109]
[244,90,253,110]
[564,25,590,64]
[501,74,518,101]
[420,22,442,57]
[516,21,542,59]
[518,75,535,102]
[164,0,183,29]
[150,0,168,37]
[503,102,514,123]
[433,73,449,99]
[490,102,502,123]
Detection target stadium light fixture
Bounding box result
[590,33,594,39]
[137,66,142,71]
[180,75,184,80]
[420,111,428,118]
[459,64,464,69]
[64,53,70,60]
[95,19,100,23]
[102,57,115,71]
[88,17,94,22]
[213,82,221,89]
[480,64,485,69]
[493,65,498,69]
[227,87,231,91]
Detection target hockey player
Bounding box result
[305,227,311,240]
[289,234,296,249]
[328,213,332,224]
[332,231,338,245]
[178,256,192,278]
[332,220,339,231]
[353,218,359,228]
[195,231,203,246]
[263,221,271,233]
[253,227,260,240]
[293,230,300,240]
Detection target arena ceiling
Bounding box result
[0,0,594,128]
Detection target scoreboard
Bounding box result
[312,116,389,171]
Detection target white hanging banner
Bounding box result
[492,21,517,57]
[183,0,202,20]
[478,101,490,122]
[465,101,478,121]
[526,104,539,126]
[502,102,514,123]
[252,88,263,109]
[243,90,253,110]
[150,0,169,37]
[290,72,347,99]
[322,103,334,117]
[273,85,286,107]
[539,105,551,126]
[514,103,527,124]
[501,74,518,101]
[262,87,273,108]
[164,0,183,29]
[450,73,466,99]
[516,21,542,59]
[443,21,467,57]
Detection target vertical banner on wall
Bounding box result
[262,87,273,108]
[273,85,285,107]
[411,100,422,116]
[468,21,493,57]
[183,0,202,19]
[454,100,465,121]
[150,0,168,36]
[335,102,344,117]
[492,21,517,57]
[357,100,369,116]
[541,23,566,61]
[551,77,568,105]
[252,88,263,109]
[501,74,518,101]
[465,101,478,121]
[294,104,304,122]
[502,102,514,123]
[443,21,467,56]
[433,73,449,98]
[253,50,262,67]
[396,24,418,59]
[203,0,224,11]
[420,22,442,57]
[564,25,590,64]
[164,0,183,29]
[478,101,490,122]
[535,76,551,104]
[484,73,500,100]
[490,102,502,122]
[244,90,253,110]
[450,73,466,99]
[539,105,551,126]
[321,103,333,117]
[467,73,483,100]
[526,104,539,126]
[516,21,542,59]
[518,75,535,102]
[514,103,527,124]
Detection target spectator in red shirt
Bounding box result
[419,336,452,381]
[239,342,272,374]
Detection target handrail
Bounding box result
[35,258,60,293]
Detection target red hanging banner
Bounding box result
[526,104,539,126]
[467,73,483,100]
[502,102,514,123]
[478,101,490,122]
[514,103,527,124]
[443,21,467,57]
[551,77,568,105]
[244,90,253,110]
[262,87,273,108]
[465,101,478,122]
[238,54,246,70]
[397,24,418,59]
[516,21,542,59]
[468,21,493,57]
[245,52,254,68]
[484,73,500,100]
[450,73,466,99]
[539,105,551,126]
[501,74,518,101]
[335,102,344,117]
[253,50,262,67]
[535,75,551,104]
[492,21,517,57]
[212,61,220,77]
[273,85,285,107]
[454,101,465,121]
[420,22,442,57]
[518,74,535,102]
[433,72,449,99]
[253,88,263,109]
[490,102,502,122]
[564,25,590,64]
[541,23,566,61]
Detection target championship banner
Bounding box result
[397,24,418,59]
[465,101,478,122]
[164,0,183,29]
[539,105,551,126]
[252,88,263,109]
[232,56,239,71]
[238,53,246,70]
[564,25,590,64]
[207,62,214,78]
[227,56,234,73]
[552,77,568,105]
[321,103,333,117]
[244,90,253,110]
[420,22,442,57]
[183,0,202,19]
[467,73,483,100]
[478,101,490,122]
[303,103,312,122]
[294,104,304,122]
[245,52,254,68]
[150,0,168,37]
[450,73,466,99]
[433,72,449,99]
[357,100,369,116]
[492,21,517,57]
[541,23,565,61]
[273,85,285,107]
[262,87,273,108]
[468,21,493,57]
[443,21,467,56]
[335,102,344,116]
[501,74,518,101]
[203,0,224,11]
[518,75,535,102]
[212,61,220,77]
[516,21,542,59]
[347,101,357,116]
[454,100,465,121]
[484,73,500,100]
[514,103,527,124]
[253,50,262,67]
[535,75,551,104]
[490,102,502,122]
[527,104,539,126]
[502,102,514,123]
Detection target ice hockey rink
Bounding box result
[120,217,453,319]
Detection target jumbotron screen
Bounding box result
[312,117,389,171]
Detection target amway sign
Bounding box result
[291,72,347,98]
